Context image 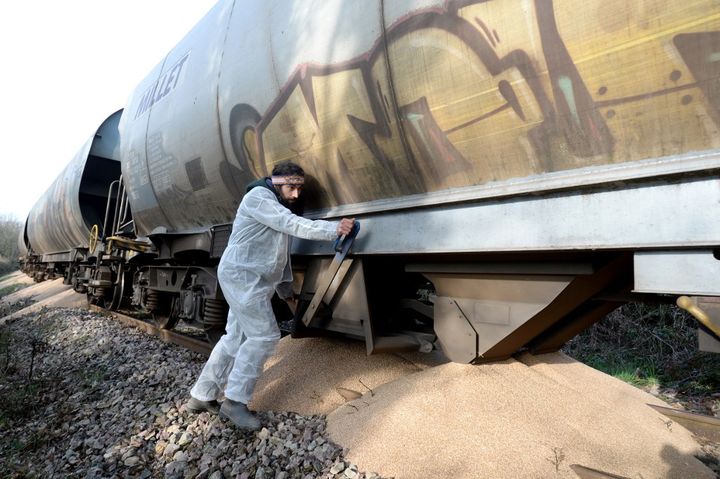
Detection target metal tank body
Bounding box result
[120,2,240,237]
[27,110,123,259]
[121,0,720,249]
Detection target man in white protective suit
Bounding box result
[186,161,356,430]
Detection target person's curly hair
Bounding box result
[271,161,304,177]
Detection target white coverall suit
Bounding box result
[190,186,338,404]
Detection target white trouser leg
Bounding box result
[224,295,280,404]
[190,308,245,402]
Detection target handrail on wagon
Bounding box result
[102,179,121,240]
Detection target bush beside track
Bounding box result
[0,216,22,277]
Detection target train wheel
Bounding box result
[152,307,178,330]
[108,264,132,312]
[63,267,72,285]
[87,291,106,309]
[146,290,179,330]
[86,266,111,309]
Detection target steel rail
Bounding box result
[88,305,212,356]
[570,464,630,479]
[570,465,630,479]
[648,403,720,442]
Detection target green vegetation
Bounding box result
[564,303,720,411]
[0,382,41,429]
[77,364,108,389]
[0,329,31,430]
[0,283,26,299]
[0,214,22,277]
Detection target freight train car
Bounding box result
[23,111,123,284]
[29,0,720,361]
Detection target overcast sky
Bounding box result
[0,0,218,221]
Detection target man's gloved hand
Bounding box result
[336,218,355,236]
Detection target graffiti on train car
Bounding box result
[135,53,190,120]
[227,0,720,208]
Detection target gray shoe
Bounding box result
[186,397,221,415]
[219,399,261,431]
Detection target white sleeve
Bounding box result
[243,188,338,241]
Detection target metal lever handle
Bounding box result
[333,221,361,253]
[297,220,361,329]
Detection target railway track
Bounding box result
[570,464,632,479]
[87,305,212,356]
[649,403,720,443]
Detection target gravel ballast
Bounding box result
[0,307,380,478]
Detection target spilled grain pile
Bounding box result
[325,352,712,478]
